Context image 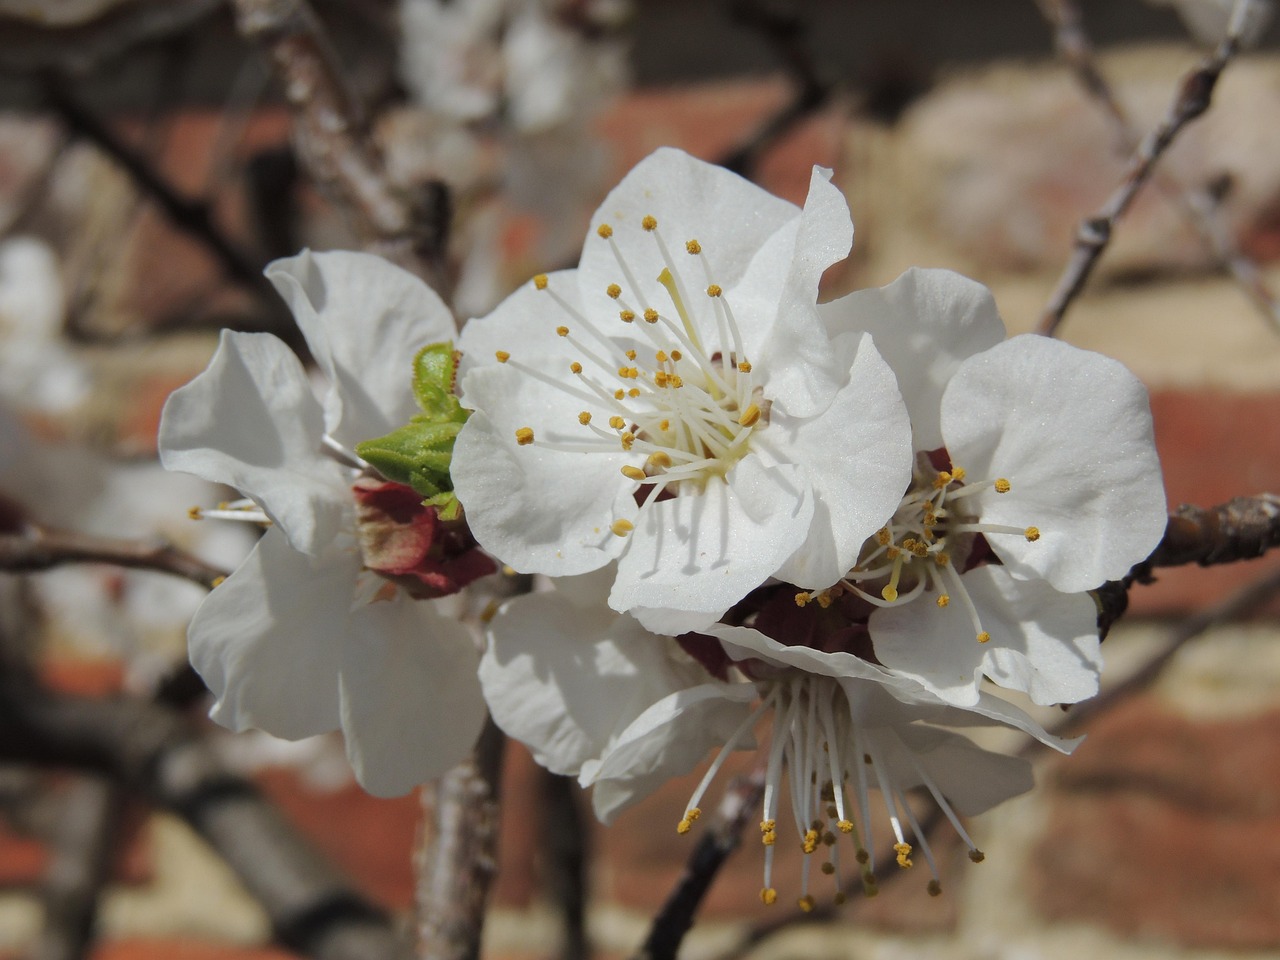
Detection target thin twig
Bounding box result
[1035,0,1280,334]
[415,717,506,960]
[1037,0,1253,336]
[633,772,765,960]
[231,0,451,292]
[540,770,590,960]
[0,673,409,960]
[0,524,229,590]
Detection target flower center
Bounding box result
[500,216,766,534]
[839,457,1040,642]
[674,673,985,909]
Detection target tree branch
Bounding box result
[1037,0,1252,336]
[0,524,230,591]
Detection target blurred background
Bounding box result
[1,1,1279,958]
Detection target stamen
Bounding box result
[515,427,535,445]
[610,519,634,537]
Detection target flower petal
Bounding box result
[768,332,912,588]
[188,528,345,740]
[338,596,485,796]
[820,268,1005,450]
[869,565,1101,706]
[942,335,1166,591]
[266,250,458,448]
[159,330,348,555]
[480,591,709,775]
[889,724,1034,815]
[616,458,813,631]
[584,682,758,823]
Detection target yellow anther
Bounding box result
[969,849,986,863]
[658,419,670,432]
[619,309,636,323]
[676,818,692,835]
[533,274,549,289]
[881,584,899,602]
[855,850,870,865]
[933,471,953,489]
[797,895,816,913]
[951,467,966,482]
[936,594,951,608]
[620,433,635,450]
[625,349,637,360]
[614,389,625,400]
[210,575,226,588]
[706,283,723,297]
[935,552,951,567]
[643,308,659,323]
[646,451,673,469]
[187,506,203,520]
[668,375,683,388]
[761,830,777,846]
[686,808,702,822]
[578,411,592,425]
[611,519,634,537]
[495,350,510,363]
[837,820,854,834]
[994,478,1011,493]
[655,372,671,387]
[761,819,776,831]
[670,350,682,360]
[656,350,668,363]
[802,829,820,854]
[685,239,702,254]
[976,631,991,643]
[556,325,569,337]
[617,366,630,377]
[833,891,848,906]
[606,283,622,299]
[738,360,752,373]
[738,403,761,427]
[609,416,626,430]
[760,888,778,906]
[641,215,657,231]
[515,427,535,446]
[927,880,942,897]
[597,224,613,238]
[628,388,640,398]
[876,528,891,546]
[795,592,812,607]
[815,591,833,609]
[894,842,913,868]
[885,546,900,559]
[821,862,836,875]
[621,465,646,481]
[1025,526,1041,542]
[570,361,583,374]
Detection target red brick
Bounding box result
[89,939,298,960]
[1034,698,1280,948]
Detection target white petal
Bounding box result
[338,597,485,796]
[585,682,759,823]
[266,250,458,448]
[942,335,1166,591]
[869,565,1101,707]
[820,268,1005,450]
[480,592,708,775]
[756,166,855,418]
[159,330,349,555]
[769,333,912,588]
[708,623,905,686]
[888,724,1034,815]
[188,528,345,740]
[616,458,813,630]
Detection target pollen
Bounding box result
[495,350,510,363]
[976,631,991,643]
[515,427,535,445]
[837,820,854,834]
[646,451,673,469]
[795,592,812,607]
[620,433,635,449]
[936,594,951,608]
[656,350,668,363]
[609,416,626,430]
[707,283,723,297]
[670,350,682,360]
[533,274,548,289]
[620,309,636,323]
[738,403,761,427]
[611,519,634,537]
[894,842,914,868]
[877,528,891,546]
[1025,526,1041,542]
[658,419,670,432]
[556,325,569,337]
[606,283,622,299]
[881,584,899,602]
[760,888,778,906]
[628,388,640,398]
[187,506,203,520]
[578,411,592,425]
[933,471,953,489]
[211,575,226,588]
[995,478,1011,493]
[928,880,943,897]
[596,224,613,239]
[641,215,658,231]
[738,360,752,373]
[685,239,702,254]
[798,895,816,913]
[643,308,659,323]
[968,849,986,863]
[570,361,583,374]
[625,349,637,360]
